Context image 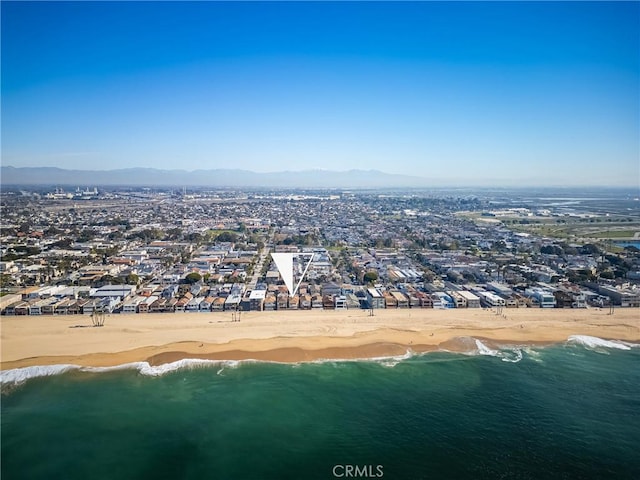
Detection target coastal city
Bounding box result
[2,1,638,478]
[1,185,639,317]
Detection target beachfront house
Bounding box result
[334,295,347,309]
[212,296,226,312]
[366,288,385,309]
[165,298,178,312]
[90,284,137,301]
[200,296,214,311]
[277,292,289,310]
[264,294,276,311]
[122,296,145,314]
[137,296,158,313]
[323,294,335,309]
[224,285,243,311]
[457,290,481,308]
[54,298,77,315]
[430,294,444,309]
[447,290,467,308]
[524,288,556,308]
[383,292,397,309]
[150,298,167,313]
[311,294,324,309]
[174,296,190,312]
[186,297,204,312]
[390,291,409,308]
[300,293,312,309]
[433,292,455,309]
[289,294,300,310]
[249,290,266,311]
[475,290,506,308]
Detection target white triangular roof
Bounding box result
[270,253,294,294]
[270,252,314,295]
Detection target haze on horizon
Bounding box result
[1,1,638,187]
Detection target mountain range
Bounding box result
[0,166,431,188]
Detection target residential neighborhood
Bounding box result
[1,186,639,316]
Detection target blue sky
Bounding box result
[2,1,638,186]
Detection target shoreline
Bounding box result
[2,308,639,370]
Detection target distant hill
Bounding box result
[0,166,430,188]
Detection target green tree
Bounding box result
[184,272,202,284]
[363,271,378,284]
[216,231,238,243]
[101,274,122,285]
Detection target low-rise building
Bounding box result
[598,285,640,307]
[186,297,204,312]
[524,288,556,308]
[138,295,158,313]
[212,296,226,311]
[122,296,145,314]
[249,289,266,311]
[390,290,409,308]
[366,288,385,309]
[264,294,276,311]
[300,293,312,309]
[311,294,323,309]
[383,291,397,308]
[277,292,289,310]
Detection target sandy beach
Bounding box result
[1,308,638,370]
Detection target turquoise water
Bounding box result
[2,339,639,480]
[615,241,640,249]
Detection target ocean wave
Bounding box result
[500,348,523,363]
[474,339,525,363]
[138,359,238,376]
[311,349,415,368]
[0,359,244,387]
[521,347,543,363]
[0,364,79,386]
[3,336,638,387]
[371,349,414,368]
[80,362,149,373]
[438,338,526,363]
[475,339,500,357]
[567,335,633,351]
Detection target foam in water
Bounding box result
[0,364,79,385]
[473,339,525,363]
[137,359,231,376]
[474,339,500,357]
[0,359,244,386]
[4,337,638,387]
[81,362,149,373]
[567,335,632,351]
[309,349,414,368]
[500,348,523,363]
[522,347,543,363]
[77,360,225,377]
[373,349,414,368]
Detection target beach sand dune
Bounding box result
[1,308,638,369]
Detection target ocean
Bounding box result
[2,336,639,480]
